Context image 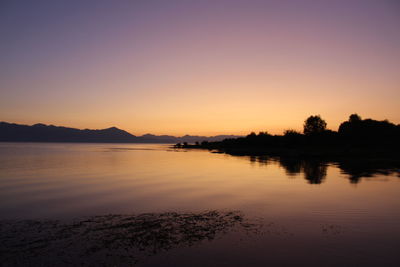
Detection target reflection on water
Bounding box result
[0,143,399,266]
[337,160,400,183]
[247,155,399,184]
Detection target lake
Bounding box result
[0,143,399,266]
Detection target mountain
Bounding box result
[0,122,240,143]
[138,133,241,143]
[0,122,138,143]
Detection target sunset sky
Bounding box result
[1,0,399,136]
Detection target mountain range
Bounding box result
[0,122,240,143]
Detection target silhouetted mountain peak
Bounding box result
[0,121,240,143]
[142,134,156,138]
[33,123,47,127]
[103,126,125,133]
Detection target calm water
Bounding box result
[0,143,399,266]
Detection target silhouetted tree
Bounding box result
[303,115,327,135]
[338,115,399,145]
[201,141,209,146]
[284,129,301,136]
[247,132,257,138]
[349,113,361,123]
[258,131,270,136]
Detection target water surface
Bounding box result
[0,143,399,266]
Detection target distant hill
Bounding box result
[0,122,240,143]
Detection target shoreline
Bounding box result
[174,144,400,161]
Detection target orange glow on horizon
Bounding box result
[1,1,399,135]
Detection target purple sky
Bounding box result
[1,0,399,135]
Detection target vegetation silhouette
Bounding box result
[338,114,399,145]
[303,115,327,135]
[175,114,399,183]
[176,114,400,159]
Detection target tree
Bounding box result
[349,113,361,123]
[247,132,257,138]
[303,115,327,135]
[175,143,182,148]
[284,129,301,136]
[258,131,270,137]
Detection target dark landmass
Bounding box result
[0,122,240,143]
[0,211,260,266]
[173,114,400,184]
[175,114,400,160]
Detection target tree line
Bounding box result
[175,114,400,157]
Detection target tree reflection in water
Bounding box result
[246,155,399,184]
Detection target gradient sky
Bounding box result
[1,0,399,135]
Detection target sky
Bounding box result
[1,0,399,136]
